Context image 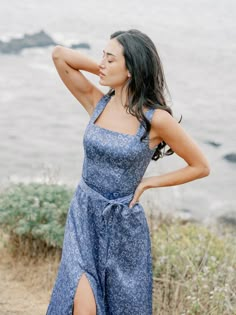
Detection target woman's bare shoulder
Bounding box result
[151,108,174,129]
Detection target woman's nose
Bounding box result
[99,62,105,69]
[99,58,105,69]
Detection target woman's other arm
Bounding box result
[129,109,210,207]
[143,109,210,189]
[52,46,103,116]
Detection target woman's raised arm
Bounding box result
[52,45,103,115]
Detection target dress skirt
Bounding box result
[46,176,153,315]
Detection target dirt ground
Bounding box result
[0,234,59,315]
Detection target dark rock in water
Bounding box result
[173,208,198,223]
[70,42,91,49]
[223,153,236,163]
[0,30,57,54]
[205,140,221,147]
[180,208,191,213]
[217,211,236,226]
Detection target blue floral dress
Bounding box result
[46,94,157,315]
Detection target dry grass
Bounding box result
[0,230,60,315]
[147,212,236,315]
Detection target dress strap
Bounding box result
[90,94,111,124]
[145,108,156,122]
[136,108,156,137]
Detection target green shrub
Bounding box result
[0,182,74,255]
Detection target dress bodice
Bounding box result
[81,94,157,199]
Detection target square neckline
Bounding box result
[92,94,153,139]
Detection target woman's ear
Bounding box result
[127,72,131,78]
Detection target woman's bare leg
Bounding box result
[73,273,96,315]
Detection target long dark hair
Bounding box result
[108,29,182,161]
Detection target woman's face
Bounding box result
[99,38,130,89]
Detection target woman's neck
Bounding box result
[112,86,128,108]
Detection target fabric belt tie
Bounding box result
[78,176,135,222]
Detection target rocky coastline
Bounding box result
[0,29,91,54]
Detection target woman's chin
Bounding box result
[99,79,109,87]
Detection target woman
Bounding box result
[46,29,210,315]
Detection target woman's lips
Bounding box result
[99,72,105,77]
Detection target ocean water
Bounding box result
[0,0,235,223]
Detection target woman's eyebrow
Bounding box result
[103,50,116,57]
